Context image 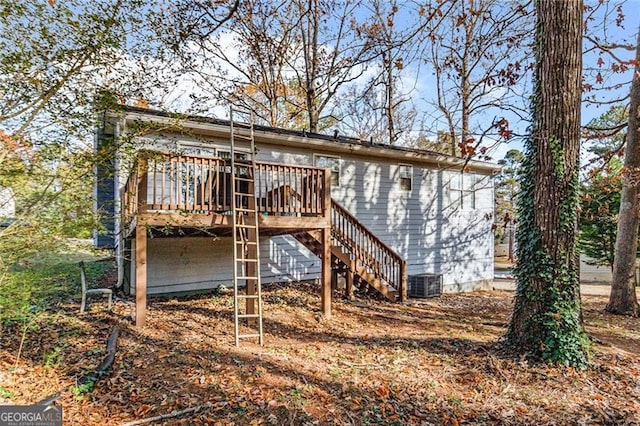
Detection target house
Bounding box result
[95,106,500,339]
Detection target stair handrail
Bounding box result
[330,200,407,301]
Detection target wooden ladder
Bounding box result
[230,107,264,346]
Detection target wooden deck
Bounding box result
[121,151,406,328]
[121,151,332,236]
[121,151,333,326]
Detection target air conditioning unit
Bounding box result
[408,274,443,298]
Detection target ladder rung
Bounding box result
[235,193,255,197]
[236,224,257,229]
[236,241,257,245]
[237,275,259,280]
[235,177,255,182]
[231,133,253,139]
[234,208,256,212]
[237,258,258,262]
[237,314,261,319]
[236,294,260,299]
[238,333,261,339]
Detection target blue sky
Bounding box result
[379,0,639,162]
[152,0,639,164]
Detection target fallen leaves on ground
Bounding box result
[1,282,639,425]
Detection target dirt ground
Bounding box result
[1,283,639,425]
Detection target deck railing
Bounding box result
[255,162,327,216]
[331,200,407,301]
[121,151,329,225]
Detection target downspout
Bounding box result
[114,119,124,289]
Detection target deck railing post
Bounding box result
[323,169,332,221]
[137,155,148,213]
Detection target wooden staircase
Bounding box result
[294,200,407,302]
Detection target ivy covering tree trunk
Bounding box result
[608,26,640,317]
[506,0,589,367]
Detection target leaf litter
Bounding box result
[0,282,639,425]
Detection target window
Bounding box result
[217,150,247,161]
[179,144,216,157]
[217,150,249,176]
[399,164,413,191]
[314,154,340,187]
[451,173,476,210]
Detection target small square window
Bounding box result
[399,164,412,191]
[314,154,340,187]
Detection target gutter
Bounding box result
[107,108,503,175]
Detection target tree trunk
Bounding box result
[506,0,589,367]
[386,50,395,145]
[460,3,472,155]
[608,26,640,316]
[302,0,319,133]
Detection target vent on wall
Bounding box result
[408,274,443,298]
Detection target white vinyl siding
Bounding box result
[260,146,495,291]
[131,236,319,295]
[121,128,495,294]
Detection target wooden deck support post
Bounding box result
[345,271,354,301]
[321,227,332,318]
[331,269,338,291]
[321,169,332,317]
[400,261,408,303]
[135,225,147,326]
[134,156,149,326]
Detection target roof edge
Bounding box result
[106,106,503,174]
